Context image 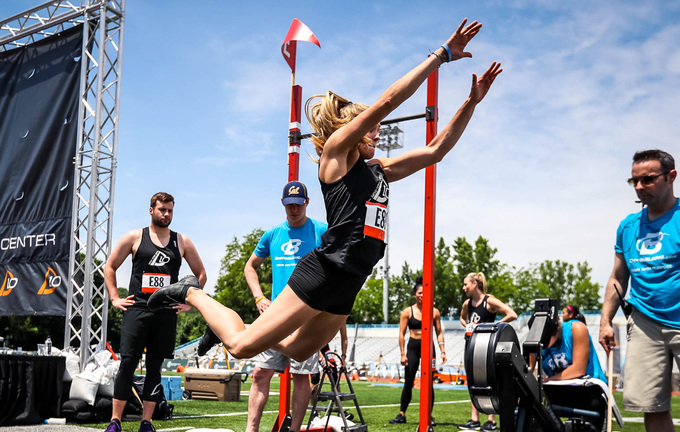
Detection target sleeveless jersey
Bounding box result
[541,320,607,383]
[615,198,680,329]
[318,159,388,276]
[128,227,182,310]
[466,295,496,336]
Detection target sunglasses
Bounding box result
[627,172,668,187]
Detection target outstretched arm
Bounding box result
[377,62,502,182]
[322,19,483,162]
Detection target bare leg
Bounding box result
[246,367,276,432]
[644,411,674,432]
[470,403,480,422]
[275,312,349,362]
[291,374,312,432]
[185,286,322,359]
[141,400,156,422]
[111,399,126,421]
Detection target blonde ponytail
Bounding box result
[465,272,488,294]
[305,91,370,157]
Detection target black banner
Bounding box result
[0,25,83,316]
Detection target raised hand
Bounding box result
[470,62,502,103]
[444,18,483,61]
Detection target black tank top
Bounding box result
[467,295,496,324]
[128,227,182,310]
[408,305,422,330]
[318,158,388,276]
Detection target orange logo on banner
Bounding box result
[38,267,62,295]
[1,270,18,296]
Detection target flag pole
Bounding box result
[274,20,320,431]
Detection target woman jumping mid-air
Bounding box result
[149,18,502,364]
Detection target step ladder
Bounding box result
[307,351,366,432]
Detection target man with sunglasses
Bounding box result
[599,149,679,432]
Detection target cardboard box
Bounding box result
[184,369,245,401]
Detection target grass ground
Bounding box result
[83,377,679,432]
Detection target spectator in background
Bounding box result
[562,305,586,324]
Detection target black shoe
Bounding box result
[481,421,497,431]
[389,413,406,424]
[197,326,220,356]
[148,275,200,309]
[457,420,481,430]
[431,416,436,426]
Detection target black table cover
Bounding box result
[0,354,65,425]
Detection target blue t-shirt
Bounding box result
[541,320,607,383]
[254,218,326,300]
[615,198,680,329]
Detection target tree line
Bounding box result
[205,230,601,328]
[0,230,602,350]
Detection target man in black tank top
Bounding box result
[103,193,206,432]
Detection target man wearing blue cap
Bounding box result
[198,181,326,432]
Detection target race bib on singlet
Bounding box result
[465,322,477,337]
[141,273,170,293]
[364,201,388,241]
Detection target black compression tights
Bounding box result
[399,338,434,413]
[113,351,165,402]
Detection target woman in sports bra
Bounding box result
[458,272,517,431]
[389,277,446,424]
[149,19,501,365]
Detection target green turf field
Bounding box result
[84,378,678,431]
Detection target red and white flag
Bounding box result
[281,18,320,73]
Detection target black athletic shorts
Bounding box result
[120,308,177,359]
[288,251,367,315]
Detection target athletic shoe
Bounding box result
[104,419,121,432]
[197,326,220,356]
[431,416,436,426]
[138,420,156,432]
[457,419,481,430]
[481,420,497,431]
[389,413,406,424]
[148,275,200,309]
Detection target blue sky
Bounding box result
[2,1,680,298]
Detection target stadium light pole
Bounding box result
[376,124,403,324]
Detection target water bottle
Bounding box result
[45,336,52,355]
[44,418,66,424]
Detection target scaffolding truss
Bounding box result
[0,0,125,368]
